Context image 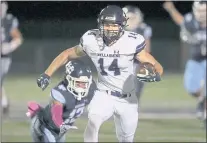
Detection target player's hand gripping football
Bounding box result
[137,62,161,82]
[37,73,50,90]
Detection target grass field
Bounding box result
[2,118,206,142]
[1,74,206,142]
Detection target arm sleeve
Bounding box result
[79,36,86,51]
[79,31,90,54]
[135,35,146,54]
[50,103,63,128]
[49,88,65,128]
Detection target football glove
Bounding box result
[37,73,50,90]
[137,72,161,82]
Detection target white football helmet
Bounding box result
[0,1,8,19]
[65,60,92,101]
[122,5,144,31]
[193,1,206,26]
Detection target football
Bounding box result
[137,62,156,77]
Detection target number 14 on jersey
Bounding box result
[98,58,120,76]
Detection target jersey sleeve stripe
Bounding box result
[136,41,146,53]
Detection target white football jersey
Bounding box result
[80,29,146,94]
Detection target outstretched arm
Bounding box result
[163,1,184,26]
[37,45,86,90]
[45,45,85,76]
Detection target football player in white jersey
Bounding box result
[1,1,23,114]
[122,5,153,103]
[37,5,163,142]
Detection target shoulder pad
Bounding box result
[50,88,66,104]
[126,31,140,40]
[184,13,193,23]
[86,29,99,36]
[82,29,99,40]
[183,12,198,33]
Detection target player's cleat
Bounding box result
[26,101,41,118]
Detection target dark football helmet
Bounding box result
[97,5,127,45]
[64,60,92,100]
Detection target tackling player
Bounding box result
[28,60,96,142]
[0,1,23,114]
[37,5,163,142]
[122,5,153,102]
[163,1,206,121]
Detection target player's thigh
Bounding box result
[87,90,114,121]
[114,102,138,138]
[184,60,205,94]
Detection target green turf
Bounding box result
[2,74,205,142]
[2,118,206,142]
[4,74,195,109]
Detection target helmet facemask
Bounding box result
[193,1,206,26]
[66,75,92,100]
[99,23,123,45]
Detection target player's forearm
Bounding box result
[145,53,163,75]
[45,49,72,77]
[153,61,163,76]
[137,51,163,75]
[45,46,84,77]
[1,38,22,55]
[168,8,184,26]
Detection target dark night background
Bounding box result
[3,1,195,73]
[7,1,193,21]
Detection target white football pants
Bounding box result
[84,90,138,142]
